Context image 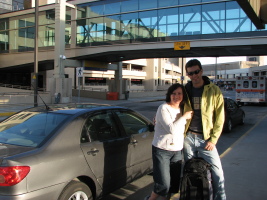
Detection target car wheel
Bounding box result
[224,118,232,133]
[58,180,93,200]
[240,113,245,125]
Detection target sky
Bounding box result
[186,56,267,65]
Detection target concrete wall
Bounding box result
[0,87,52,104]
[0,87,166,103]
[72,89,107,100]
[72,89,166,100]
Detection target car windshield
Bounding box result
[0,112,69,147]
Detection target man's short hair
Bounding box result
[185,59,202,72]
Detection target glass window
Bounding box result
[0,18,9,30]
[139,0,157,10]
[243,81,249,88]
[179,5,201,35]
[104,15,120,41]
[0,19,9,52]
[0,31,9,52]
[115,111,149,135]
[252,81,257,88]
[202,0,216,2]
[18,20,35,39]
[90,17,105,42]
[121,0,138,12]
[0,113,69,147]
[202,3,225,34]
[226,1,250,33]
[104,1,121,15]
[139,10,158,38]
[227,99,237,110]
[253,71,260,76]
[121,12,139,40]
[40,24,55,47]
[77,6,87,19]
[81,111,119,142]
[248,57,257,61]
[158,8,178,37]
[179,0,201,5]
[78,1,104,18]
[76,19,89,45]
[65,22,71,45]
[41,10,55,25]
[159,0,178,8]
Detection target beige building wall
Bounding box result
[71,58,182,92]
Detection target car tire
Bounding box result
[58,180,93,200]
[240,113,245,125]
[224,118,232,133]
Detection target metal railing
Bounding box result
[0,83,46,92]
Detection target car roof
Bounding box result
[19,103,126,115]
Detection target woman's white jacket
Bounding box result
[152,103,187,151]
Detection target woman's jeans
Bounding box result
[152,145,182,197]
[184,132,226,200]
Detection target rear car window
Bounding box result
[0,112,69,147]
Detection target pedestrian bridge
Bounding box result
[0,0,267,71]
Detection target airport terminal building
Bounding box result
[0,0,266,102]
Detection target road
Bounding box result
[103,90,267,200]
[1,91,266,200]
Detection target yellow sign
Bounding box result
[174,41,190,50]
[32,75,36,79]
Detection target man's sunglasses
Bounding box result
[187,69,202,76]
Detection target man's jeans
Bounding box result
[184,132,226,200]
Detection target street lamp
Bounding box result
[33,0,39,107]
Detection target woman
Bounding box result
[146,83,193,200]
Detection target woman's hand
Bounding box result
[183,111,193,120]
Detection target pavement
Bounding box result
[0,95,266,200]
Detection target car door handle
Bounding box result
[87,148,99,156]
[130,139,138,145]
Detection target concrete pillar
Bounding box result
[145,59,157,91]
[70,6,77,49]
[54,0,66,79]
[114,62,123,99]
[51,0,72,103]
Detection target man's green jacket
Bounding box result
[183,76,225,144]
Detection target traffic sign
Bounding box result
[174,41,190,50]
[76,67,83,77]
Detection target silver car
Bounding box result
[0,104,154,200]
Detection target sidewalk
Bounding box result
[171,114,267,200]
[220,114,267,200]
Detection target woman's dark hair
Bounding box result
[185,59,202,72]
[165,83,187,107]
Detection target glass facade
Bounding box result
[0,0,266,53]
[75,0,265,47]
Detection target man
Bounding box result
[183,59,226,200]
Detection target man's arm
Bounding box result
[208,88,225,146]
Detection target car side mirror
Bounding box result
[237,102,243,107]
